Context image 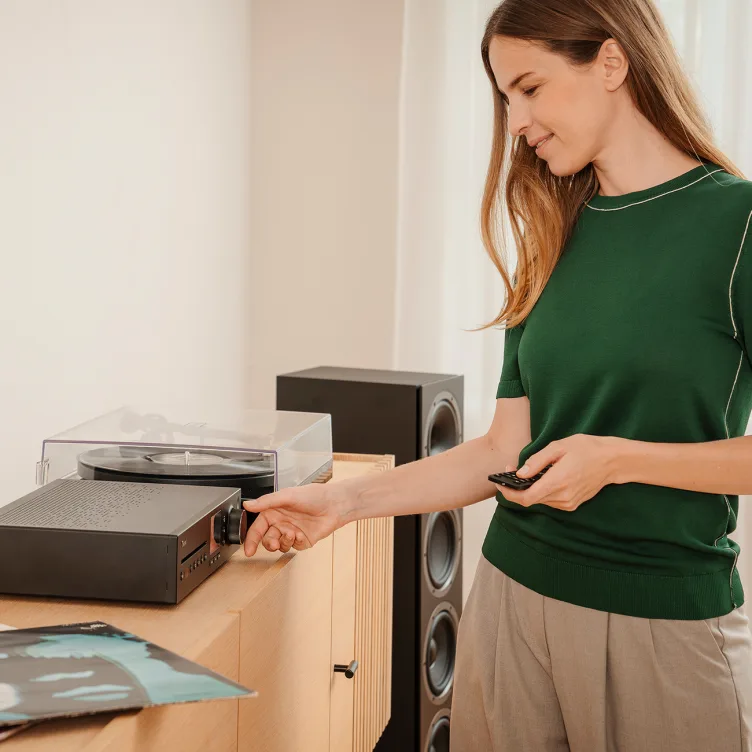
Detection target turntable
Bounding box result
[0,406,333,604]
[36,405,333,496]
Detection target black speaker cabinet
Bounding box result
[276,366,464,752]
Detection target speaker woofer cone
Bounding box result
[423,509,461,597]
[423,708,451,752]
[422,391,461,458]
[422,603,458,703]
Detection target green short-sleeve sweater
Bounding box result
[483,160,752,619]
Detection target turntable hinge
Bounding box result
[35,459,49,487]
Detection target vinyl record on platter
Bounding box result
[77,446,275,499]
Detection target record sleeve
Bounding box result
[0,621,255,728]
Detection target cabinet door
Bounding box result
[238,535,334,752]
[330,521,358,752]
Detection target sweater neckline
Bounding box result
[585,160,724,211]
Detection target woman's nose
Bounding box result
[507,105,533,140]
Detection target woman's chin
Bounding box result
[542,157,563,174]
[543,154,583,179]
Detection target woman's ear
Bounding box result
[599,38,629,92]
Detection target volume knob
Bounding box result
[227,507,248,545]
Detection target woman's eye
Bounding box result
[523,86,539,97]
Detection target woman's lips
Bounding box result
[535,134,554,153]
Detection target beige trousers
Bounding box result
[450,554,752,752]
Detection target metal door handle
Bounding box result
[333,659,359,678]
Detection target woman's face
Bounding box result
[487,35,626,176]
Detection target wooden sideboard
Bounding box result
[0,452,395,752]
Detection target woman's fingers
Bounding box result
[293,531,309,550]
[272,523,297,553]
[277,529,296,554]
[244,512,270,557]
[244,503,314,557]
[263,523,302,553]
[245,513,307,558]
[262,525,283,552]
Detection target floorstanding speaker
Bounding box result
[276,366,464,752]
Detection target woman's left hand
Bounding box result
[494,433,621,512]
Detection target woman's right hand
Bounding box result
[242,481,351,557]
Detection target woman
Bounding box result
[243,0,752,749]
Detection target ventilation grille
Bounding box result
[0,481,166,531]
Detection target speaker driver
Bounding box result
[424,708,451,752]
[423,510,462,597]
[422,602,458,702]
[423,391,461,457]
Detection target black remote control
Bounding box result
[488,464,554,490]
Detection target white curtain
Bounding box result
[392,0,752,597]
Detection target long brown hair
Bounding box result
[474,0,745,332]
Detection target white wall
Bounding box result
[247,0,404,406]
[0,1,256,503]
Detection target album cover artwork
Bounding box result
[0,621,255,728]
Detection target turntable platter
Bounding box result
[77,446,275,499]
